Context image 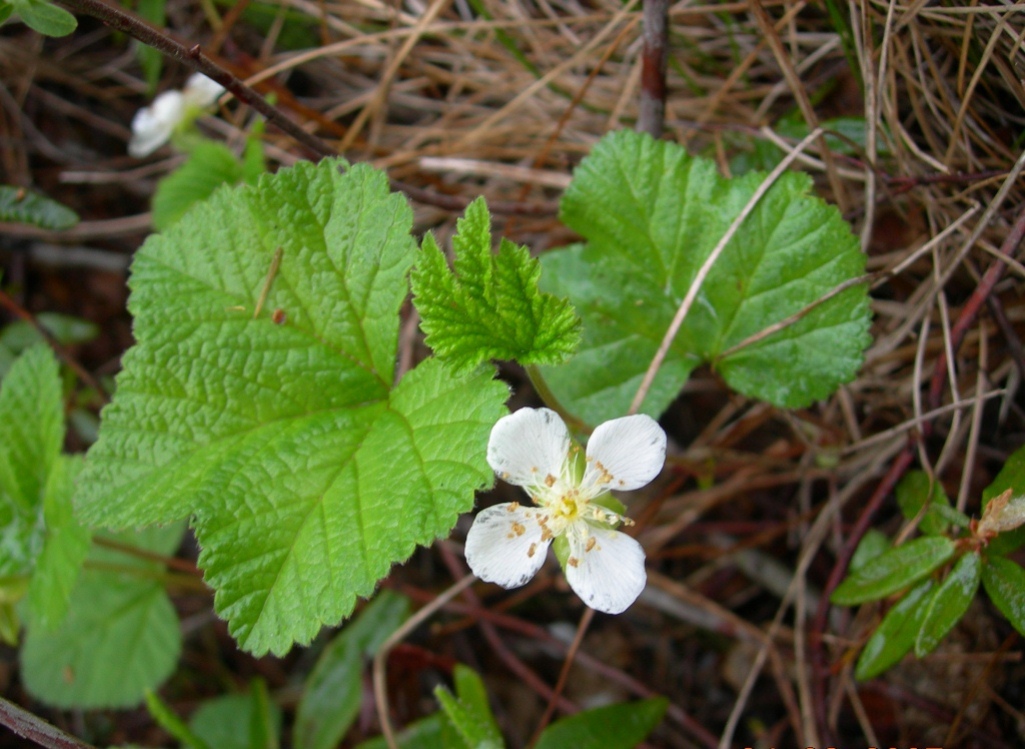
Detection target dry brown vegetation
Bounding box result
[3,0,1025,747]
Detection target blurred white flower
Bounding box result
[128,73,225,158]
[465,407,666,614]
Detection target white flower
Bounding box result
[465,407,666,614]
[128,73,225,158]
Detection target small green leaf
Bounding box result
[77,160,509,655]
[190,685,283,749]
[896,470,951,536]
[0,185,78,230]
[294,591,409,749]
[20,525,184,708]
[982,556,1025,637]
[0,2,15,25]
[855,579,935,681]
[539,129,871,424]
[8,0,76,36]
[411,196,580,371]
[434,664,504,749]
[981,443,1025,555]
[152,140,247,230]
[849,529,890,572]
[0,346,64,575]
[534,698,668,749]
[26,455,90,630]
[915,551,981,656]
[831,536,955,606]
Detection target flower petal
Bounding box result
[584,414,666,492]
[487,408,570,488]
[465,503,550,589]
[183,73,225,108]
[128,90,185,157]
[565,526,646,614]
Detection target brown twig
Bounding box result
[0,695,96,749]
[638,0,668,138]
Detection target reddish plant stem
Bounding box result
[809,203,1025,743]
[0,695,96,749]
[638,0,668,138]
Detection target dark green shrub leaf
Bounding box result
[831,536,955,606]
[914,551,981,657]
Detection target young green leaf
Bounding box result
[981,443,1025,556]
[189,684,284,749]
[855,579,935,681]
[849,528,890,572]
[896,470,951,536]
[76,160,508,655]
[539,129,871,424]
[26,455,90,630]
[534,698,669,749]
[294,591,409,749]
[982,556,1025,637]
[0,345,64,577]
[831,536,955,606]
[0,185,78,230]
[152,140,262,230]
[8,0,76,36]
[412,197,580,371]
[914,551,980,657]
[21,525,184,708]
[433,664,504,749]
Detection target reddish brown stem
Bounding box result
[638,0,669,138]
[0,695,96,749]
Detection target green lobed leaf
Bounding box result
[830,536,955,606]
[981,556,1025,637]
[190,685,283,749]
[915,551,981,657]
[77,159,508,655]
[539,129,871,424]
[534,698,669,749]
[981,443,1025,556]
[0,345,64,577]
[855,579,935,681]
[294,591,409,749]
[411,197,580,371]
[152,140,248,231]
[896,470,951,536]
[21,525,184,708]
[26,455,90,630]
[0,185,78,229]
[7,0,76,36]
[433,664,504,749]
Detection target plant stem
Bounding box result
[638,0,668,138]
[59,0,335,159]
[0,695,96,749]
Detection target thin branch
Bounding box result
[0,695,96,749]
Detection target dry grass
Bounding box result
[3,0,1025,747]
